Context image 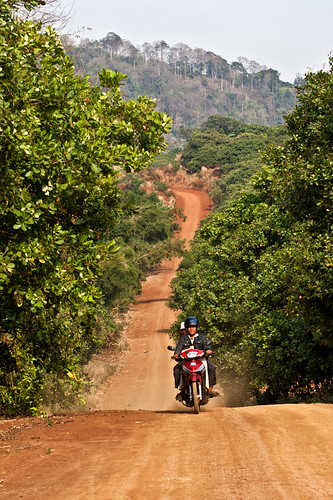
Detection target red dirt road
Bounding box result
[94,188,213,412]
[1,189,333,500]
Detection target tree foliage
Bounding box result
[0,1,171,415]
[98,176,182,311]
[169,60,333,403]
[181,116,288,207]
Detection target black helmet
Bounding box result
[185,316,199,329]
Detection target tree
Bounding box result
[101,32,123,59]
[231,61,246,73]
[154,40,169,63]
[180,117,287,208]
[0,0,171,415]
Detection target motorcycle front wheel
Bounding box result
[201,383,207,404]
[192,381,200,414]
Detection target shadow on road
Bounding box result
[135,298,168,305]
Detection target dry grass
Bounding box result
[82,313,131,409]
[141,162,217,197]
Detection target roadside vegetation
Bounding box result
[143,116,288,212]
[169,60,333,405]
[0,0,175,416]
[180,116,288,207]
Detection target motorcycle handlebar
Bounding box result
[171,352,213,360]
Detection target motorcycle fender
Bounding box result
[190,373,201,383]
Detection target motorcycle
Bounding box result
[167,344,212,413]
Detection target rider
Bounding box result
[173,316,218,400]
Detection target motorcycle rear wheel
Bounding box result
[192,381,200,414]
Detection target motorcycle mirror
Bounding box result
[167,345,175,351]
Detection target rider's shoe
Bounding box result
[175,392,183,401]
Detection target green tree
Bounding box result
[169,60,333,403]
[180,117,287,208]
[99,177,182,311]
[0,0,171,415]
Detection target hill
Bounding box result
[63,32,297,138]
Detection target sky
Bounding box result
[59,0,333,83]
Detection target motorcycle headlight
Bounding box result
[186,351,197,358]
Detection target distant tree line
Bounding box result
[64,32,297,134]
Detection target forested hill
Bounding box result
[64,32,297,135]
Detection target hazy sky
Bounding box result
[59,0,333,83]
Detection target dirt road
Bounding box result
[93,188,213,412]
[1,189,333,500]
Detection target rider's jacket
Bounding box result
[174,333,210,355]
